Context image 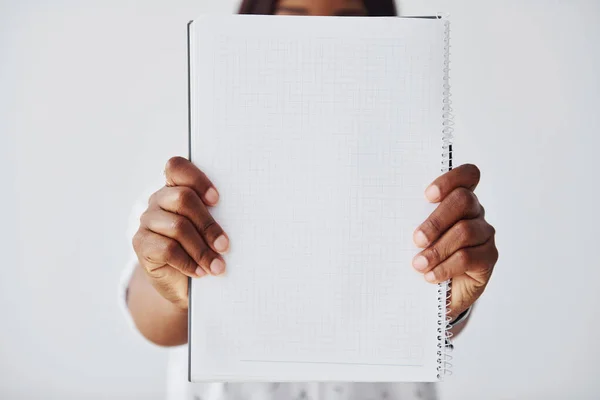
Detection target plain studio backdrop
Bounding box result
[1,0,598,399]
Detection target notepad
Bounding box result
[187,15,453,382]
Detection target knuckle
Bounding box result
[425,216,442,234]
[455,249,471,265]
[488,223,496,237]
[196,245,214,267]
[162,239,180,259]
[165,156,187,177]
[492,245,499,263]
[173,187,195,209]
[181,258,198,275]
[452,186,470,200]
[454,187,478,212]
[428,246,441,263]
[132,230,144,253]
[201,215,217,234]
[433,268,447,282]
[170,216,189,236]
[440,268,450,281]
[139,209,150,226]
[469,195,481,213]
[455,220,473,241]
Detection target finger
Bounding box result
[151,186,229,254]
[140,209,226,276]
[164,156,219,206]
[413,187,482,248]
[424,164,481,203]
[133,228,204,278]
[412,218,495,272]
[423,238,498,284]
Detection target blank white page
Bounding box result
[189,15,447,382]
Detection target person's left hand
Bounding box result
[412,164,498,320]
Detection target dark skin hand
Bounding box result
[127,158,496,346]
[129,157,228,345]
[412,164,498,320]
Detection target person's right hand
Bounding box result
[132,157,229,310]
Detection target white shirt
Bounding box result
[120,194,438,400]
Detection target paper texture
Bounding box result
[189,15,446,382]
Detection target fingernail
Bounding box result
[204,187,219,205]
[425,185,440,202]
[213,235,229,253]
[195,266,207,277]
[210,258,225,275]
[413,230,429,248]
[412,255,429,271]
[424,271,436,282]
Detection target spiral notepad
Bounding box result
[187,14,453,382]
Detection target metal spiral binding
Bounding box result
[437,14,454,380]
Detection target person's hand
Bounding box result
[412,164,498,320]
[132,157,229,310]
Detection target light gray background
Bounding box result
[1,0,598,399]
